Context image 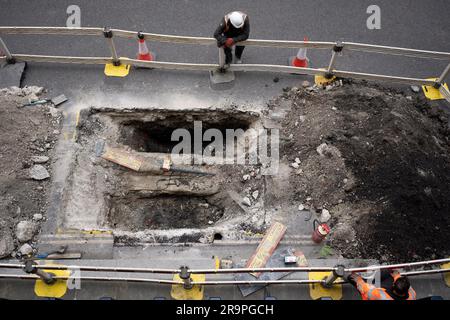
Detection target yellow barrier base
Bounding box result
[171,274,205,300]
[442,262,450,287]
[104,59,130,77]
[35,267,71,298]
[315,73,336,86]
[422,78,449,100]
[308,272,342,300]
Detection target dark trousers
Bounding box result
[224,45,245,64]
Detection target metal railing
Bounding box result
[0,258,449,288]
[1,26,450,91]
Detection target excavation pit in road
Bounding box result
[108,195,224,231]
[62,106,268,244]
[119,118,252,154]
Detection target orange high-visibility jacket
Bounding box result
[355,274,417,300]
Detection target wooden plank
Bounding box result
[246,222,287,277]
[101,147,142,171]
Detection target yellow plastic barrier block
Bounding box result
[171,274,205,300]
[441,262,450,287]
[35,267,71,298]
[315,72,336,86]
[104,59,130,77]
[309,271,342,300]
[422,78,449,100]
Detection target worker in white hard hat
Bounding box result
[213,11,250,67]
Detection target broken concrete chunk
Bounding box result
[31,155,49,164]
[22,86,44,97]
[0,233,14,258]
[29,165,50,180]
[15,220,38,242]
[252,190,259,200]
[316,143,342,158]
[291,162,300,169]
[298,204,305,211]
[410,85,420,93]
[18,243,33,256]
[301,80,310,88]
[242,174,250,181]
[242,197,252,207]
[33,213,43,221]
[320,209,331,223]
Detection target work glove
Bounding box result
[225,38,235,47]
[345,272,359,286]
[217,36,227,47]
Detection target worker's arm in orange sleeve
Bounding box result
[354,275,375,296]
[347,273,376,299]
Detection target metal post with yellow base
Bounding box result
[170,266,205,300]
[23,260,71,299]
[103,27,130,77]
[309,265,345,300]
[442,262,450,287]
[422,78,449,101]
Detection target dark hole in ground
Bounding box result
[213,233,223,241]
[119,117,252,154]
[108,195,224,231]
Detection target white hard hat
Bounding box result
[229,11,244,28]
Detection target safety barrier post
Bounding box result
[434,61,450,89]
[325,41,344,79]
[218,47,226,71]
[0,37,15,64]
[179,266,193,290]
[103,27,120,66]
[23,260,56,285]
[322,265,345,288]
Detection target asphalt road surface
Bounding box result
[1,0,450,108]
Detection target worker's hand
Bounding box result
[225,38,235,47]
[217,39,225,47]
[346,272,359,286]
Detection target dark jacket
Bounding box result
[213,13,250,46]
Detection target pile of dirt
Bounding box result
[0,87,61,259]
[271,80,450,262]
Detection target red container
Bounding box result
[312,219,330,243]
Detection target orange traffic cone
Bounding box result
[137,31,154,61]
[289,37,309,68]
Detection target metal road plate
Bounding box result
[309,271,343,300]
[0,62,25,88]
[422,78,449,100]
[246,222,287,277]
[236,248,293,297]
[51,94,68,106]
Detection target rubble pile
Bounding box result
[0,86,61,259]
